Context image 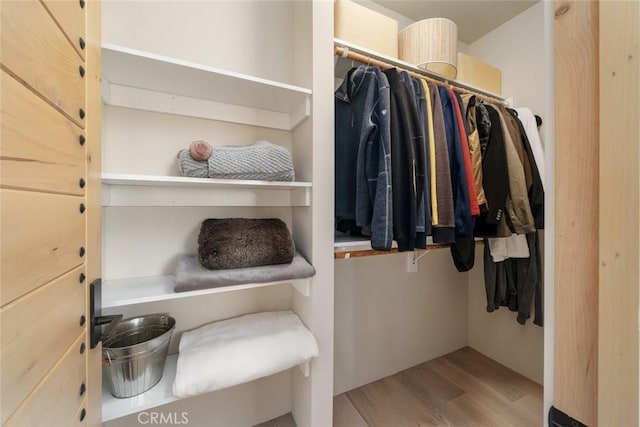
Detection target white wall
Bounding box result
[102,0,295,83]
[468,2,546,116]
[466,1,545,385]
[334,250,468,394]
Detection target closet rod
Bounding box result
[334,40,506,105]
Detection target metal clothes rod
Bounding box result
[334,41,507,105]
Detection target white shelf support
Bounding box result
[105,83,293,131]
[298,360,311,378]
[290,97,311,130]
[290,187,311,207]
[292,280,311,298]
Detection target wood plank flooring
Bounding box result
[256,347,543,427]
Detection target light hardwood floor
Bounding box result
[256,347,543,427]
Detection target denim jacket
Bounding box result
[335,66,393,250]
[438,86,473,236]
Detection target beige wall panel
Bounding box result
[554,0,599,425]
[0,0,86,127]
[0,190,85,305]
[1,70,85,195]
[0,267,86,424]
[334,0,398,57]
[456,53,502,95]
[4,334,87,427]
[598,0,640,425]
[41,0,87,60]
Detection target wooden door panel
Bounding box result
[4,334,87,427]
[0,266,86,423]
[554,1,599,425]
[598,1,640,425]
[0,0,101,424]
[41,0,87,60]
[83,0,103,424]
[0,190,86,306]
[0,0,86,127]
[1,70,86,195]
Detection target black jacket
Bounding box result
[383,69,425,251]
[474,104,510,237]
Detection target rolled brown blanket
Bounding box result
[198,218,295,270]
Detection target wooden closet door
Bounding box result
[555,1,640,426]
[554,1,599,425]
[0,1,102,425]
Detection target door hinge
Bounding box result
[549,406,588,427]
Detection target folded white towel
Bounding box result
[173,311,318,398]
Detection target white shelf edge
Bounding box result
[101,173,312,207]
[102,275,312,309]
[102,43,312,96]
[102,173,312,189]
[102,354,314,422]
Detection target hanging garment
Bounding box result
[474,103,509,237]
[476,102,492,157]
[429,83,455,244]
[483,232,542,326]
[502,106,533,190]
[335,66,393,250]
[515,107,545,189]
[421,81,439,226]
[439,86,473,237]
[491,106,536,236]
[400,72,430,246]
[383,68,426,251]
[450,89,480,217]
[460,94,487,207]
[509,108,544,229]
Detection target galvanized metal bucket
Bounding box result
[102,313,175,398]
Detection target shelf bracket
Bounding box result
[291,279,310,297]
[407,249,430,273]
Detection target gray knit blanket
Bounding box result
[178,140,295,182]
[174,252,315,293]
[198,218,295,270]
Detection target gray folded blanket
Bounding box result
[198,218,294,270]
[177,140,295,182]
[174,252,315,293]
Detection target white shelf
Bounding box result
[102,173,311,207]
[102,354,311,422]
[102,274,311,309]
[102,43,312,131]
